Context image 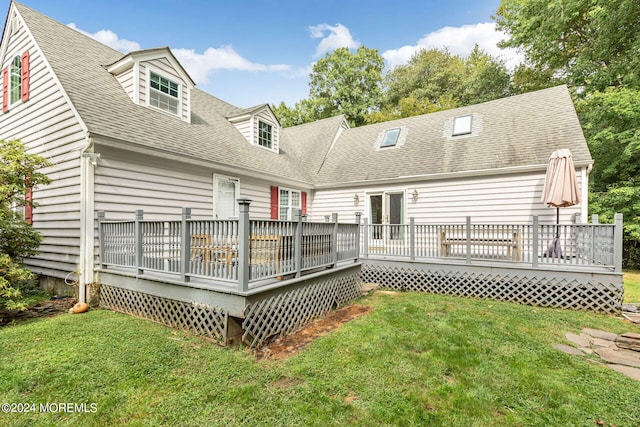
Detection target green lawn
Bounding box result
[1,292,639,427]
[624,270,640,302]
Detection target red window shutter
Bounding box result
[24,186,33,225]
[21,51,30,102]
[270,186,279,219]
[301,191,307,215]
[2,67,8,112]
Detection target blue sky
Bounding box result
[6,1,522,108]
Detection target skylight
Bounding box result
[452,115,473,136]
[380,128,401,147]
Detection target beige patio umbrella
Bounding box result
[540,148,581,257]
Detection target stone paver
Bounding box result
[594,348,640,369]
[565,332,591,348]
[592,337,618,349]
[582,328,618,342]
[608,364,640,382]
[554,344,584,356]
[559,328,640,382]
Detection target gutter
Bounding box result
[313,160,595,190]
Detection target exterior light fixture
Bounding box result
[353,193,360,206]
[412,189,419,203]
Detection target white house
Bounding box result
[0,2,593,300]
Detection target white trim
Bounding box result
[146,66,181,117]
[213,174,240,219]
[580,166,589,223]
[314,161,595,189]
[132,61,140,104]
[278,187,302,220]
[106,47,195,87]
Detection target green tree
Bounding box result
[0,139,50,310]
[462,45,511,104]
[577,88,640,267]
[495,0,640,92]
[308,46,384,127]
[496,0,640,266]
[272,99,315,128]
[372,47,510,123]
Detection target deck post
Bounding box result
[97,211,105,269]
[614,213,623,273]
[591,214,599,224]
[294,208,303,278]
[180,208,191,282]
[465,216,471,264]
[237,199,252,292]
[355,212,362,263]
[362,217,369,258]
[409,217,416,261]
[532,216,539,268]
[332,213,339,267]
[135,209,144,275]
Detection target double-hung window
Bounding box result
[149,71,180,115]
[258,120,272,148]
[10,55,21,105]
[279,188,301,220]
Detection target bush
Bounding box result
[0,139,50,310]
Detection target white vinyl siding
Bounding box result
[310,170,586,226]
[93,148,274,221]
[114,67,135,102]
[0,21,86,280]
[233,119,252,142]
[94,153,213,220]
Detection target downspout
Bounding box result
[79,132,98,303]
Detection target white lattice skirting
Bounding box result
[361,262,623,314]
[242,273,361,348]
[100,285,228,341]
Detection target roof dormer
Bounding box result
[227,104,281,153]
[107,47,195,123]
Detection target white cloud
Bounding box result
[67,23,141,52]
[66,23,291,86]
[308,23,361,57]
[172,47,290,85]
[382,22,524,70]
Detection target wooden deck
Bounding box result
[96,207,624,348]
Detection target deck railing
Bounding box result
[98,200,361,292]
[361,214,623,272]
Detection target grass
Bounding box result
[624,269,640,302]
[1,293,639,427]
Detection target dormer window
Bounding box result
[452,115,473,136]
[149,71,179,115]
[380,128,401,148]
[258,120,272,149]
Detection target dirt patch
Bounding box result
[0,297,77,326]
[255,304,373,361]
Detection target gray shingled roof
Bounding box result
[16,3,592,189]
[16,3,313,184]
[312,85,592,186]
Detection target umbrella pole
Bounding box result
[556,207,560,237]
